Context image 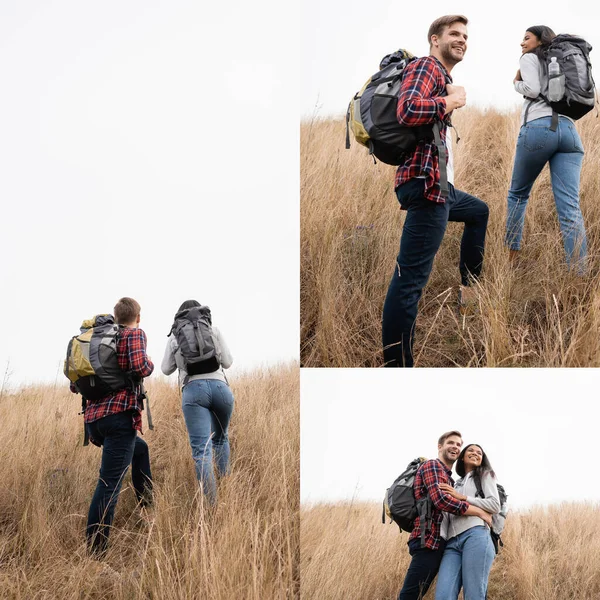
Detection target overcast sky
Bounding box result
[302,0,600,117]
[0,1,299,388]
[301,369,600,510]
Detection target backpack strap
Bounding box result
[432,121,449,198]
[81,397,89,446]
[473,472,485,498]
[417,496,433,548]
[345,102,352,150]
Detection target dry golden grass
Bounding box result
[0,364,299,599]
[301,501,600,600]
[301,108,600,367]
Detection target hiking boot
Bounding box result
[458,286,478,316]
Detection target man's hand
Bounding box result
[439,483,467,501]
[444,84,466,114]
[513,69,522,83]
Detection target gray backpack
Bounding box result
[382,457,433,547]
[170,305,220,375]
[529,34,598,130]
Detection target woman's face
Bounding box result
[521,31,541,54]
[463,445,483,469]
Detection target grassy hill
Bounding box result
[301,109,600,367]
[0,364,299,599]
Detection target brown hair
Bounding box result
[438,430,463,446]
[428,15,468,48]
[114,297,141,325]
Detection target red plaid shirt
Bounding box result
[395,56,452,204]
[71,327,153,440]
[409,458,469,550]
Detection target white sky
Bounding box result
[301,369,600,510]
[0,1,299,387]
[302,0,600,117]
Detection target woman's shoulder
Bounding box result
[520,52,540,66]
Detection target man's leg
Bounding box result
[382,180,449,367]
[447,186,489,285]
[86,412,137,556]
[131,436,153,507]
[398,540,446,600]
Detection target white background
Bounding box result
[0,0,299,387]
[301,0,600,117]
[301,368,600,509]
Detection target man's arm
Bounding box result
[128,329,154,378]
[396,58,448,126]
[421,461,469,515]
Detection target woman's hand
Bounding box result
[439,483,467,501]
[514,69,522,83]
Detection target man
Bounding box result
[398,431,492,600]
[72,297,154,556]
[382,15,489,367]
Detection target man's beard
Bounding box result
[440,43,464,66]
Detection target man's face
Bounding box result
[438,435,463,465]
[433,22,468,66]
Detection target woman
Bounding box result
[434,444,500,600]
[161,300,234,504]
[505,26,587,272]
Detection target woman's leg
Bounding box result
[505,120,554,251]
[434,537,463,600]
[461,526,495,600]
[549,119,587,271]
[182,379,217,503]
[208,380,234,478]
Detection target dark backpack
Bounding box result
[170,305,220,375]
[473,473,509,554]
[346,51,451,196]
[64,314,139,445]
[382,457,433,547]
[531,34,598,129]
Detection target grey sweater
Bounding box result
[441,470,500,541]
[515,52,573,126]
[161,326,233,387]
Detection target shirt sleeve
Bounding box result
[466,473,501,514]
[213,327,233,369]
[161,335,177,376]
[514,53,541,98]
[127,329,154,378]
[397,58,447,126]
[421,461,469,515]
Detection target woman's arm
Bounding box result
[514,53,541,98]
[466,473,501,514]
[161,335,177,376]
[214,327,233,369]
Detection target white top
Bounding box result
[161,326,233,388]
[514,52,573,127]
[441,470,500,541]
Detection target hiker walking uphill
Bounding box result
[65,297,154,557]
[505,26,593,272]
[161,300,234,504]
[396,431,492,600]
[381,15,489,367]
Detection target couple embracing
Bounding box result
[398,431,502,600]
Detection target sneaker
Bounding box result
[458,286,478,316]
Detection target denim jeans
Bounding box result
[181,379,234,503]
[382,179,489,367]
[86,410,153,555]
[434,526,495,600]
[398,538,447,600]
[505,116,586,270]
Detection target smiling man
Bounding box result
[382,15,490,368]
[397,431,493,600]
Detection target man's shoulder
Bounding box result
[119,327,147,343]
[418,458,441,473]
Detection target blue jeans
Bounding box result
[505,116,586,270]
[434,526,495,600]
[86,411,153,555]
[181,379,234,503]
[382,179,489,367]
